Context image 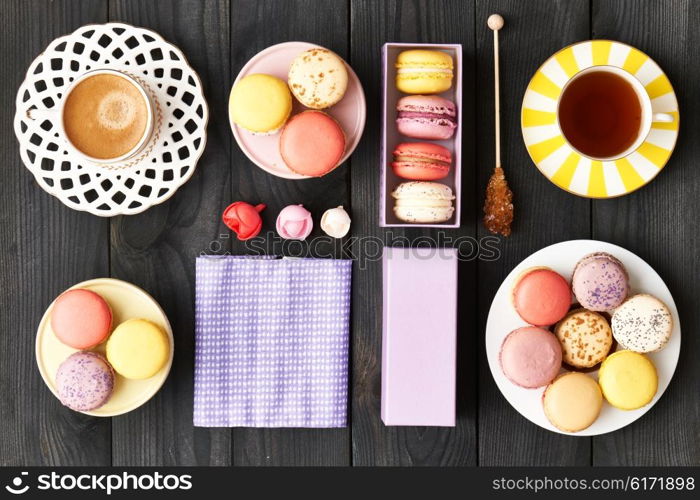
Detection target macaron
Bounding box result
[279,110,346,176]
[555,309,612,368]
[229,74,292,134]
[276,204,313,240]
[499,327,562,389]
[56,351,114,412]
[612,294,673,353]
[106,319,169,380]
[395,49,454,94]
[572,252,629,311]
[288,48,349,109]
[598,350,658,410]
[396,95,457,140]
[512,267,571,327]
[50,289,112,349]
[392,142,451,180]
[543,372,603,432]
[391,181,455,223]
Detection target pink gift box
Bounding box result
[380,43,463,228]
[381,247,458,426]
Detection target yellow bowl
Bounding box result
[35,278,174,416]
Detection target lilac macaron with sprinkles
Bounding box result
[55,351,114,411]
[572,252,629,311]
[396,95,457,140]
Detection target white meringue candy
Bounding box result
[320,206,351,238]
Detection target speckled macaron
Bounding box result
[288,48,349,109]
[572,252,629,311]
[555,309,612,368]
[55,351,114,411]
[391,181,455,223]
[612,294,673,353]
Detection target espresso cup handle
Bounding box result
[26,107,58,121]
[652,112,675,123]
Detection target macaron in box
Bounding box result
[380,43,462,228]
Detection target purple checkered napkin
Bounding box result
[194,256,352,428]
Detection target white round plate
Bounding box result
[36,278,174,416]
[230,41,366,179]
[14,23,208,216]
[485,240,681,435]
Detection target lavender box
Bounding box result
[380,43,463,228]
[381,247,458,426]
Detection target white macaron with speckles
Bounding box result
[612,293,673,353]
[391,181,455,223]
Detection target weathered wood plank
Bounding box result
[229,0,351,466]
[109,0,232,466]
[591,0,700,466]
[0,0,110,466]
[350,0,477,466]
[475,0,592,465]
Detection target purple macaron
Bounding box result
[396,95,457,140]
[55,351,114,411]
[572,252,629,311]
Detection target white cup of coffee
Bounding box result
[28,69,154,164]
[557,65,675,161]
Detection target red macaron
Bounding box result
[391,142,451,180]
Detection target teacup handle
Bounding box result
[652,112,675,123]
[26,107,58,121]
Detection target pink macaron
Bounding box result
[280,110,346,177]
[500,327,562,388]
[512,267,571,326]
[396,95,457,140]
[392,142,451,180]
[50,289,112,349]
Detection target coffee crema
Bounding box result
[63,74,149,160]
[559,71,642,160]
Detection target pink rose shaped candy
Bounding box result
[276,204,313,240]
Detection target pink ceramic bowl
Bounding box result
[230,42,366,180]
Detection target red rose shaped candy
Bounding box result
[222,202,266,240]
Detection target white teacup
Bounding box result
[28,69,154,164]
[557,65,674,161]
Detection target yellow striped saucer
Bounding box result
[521,40,679,198]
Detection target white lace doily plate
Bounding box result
[14,23,208,216]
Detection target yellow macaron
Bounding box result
[598,350,658,410]
[106,319,170,380]
[395,49,454,94]
[229,74,292,134]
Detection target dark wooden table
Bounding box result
[1,0,698,467]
